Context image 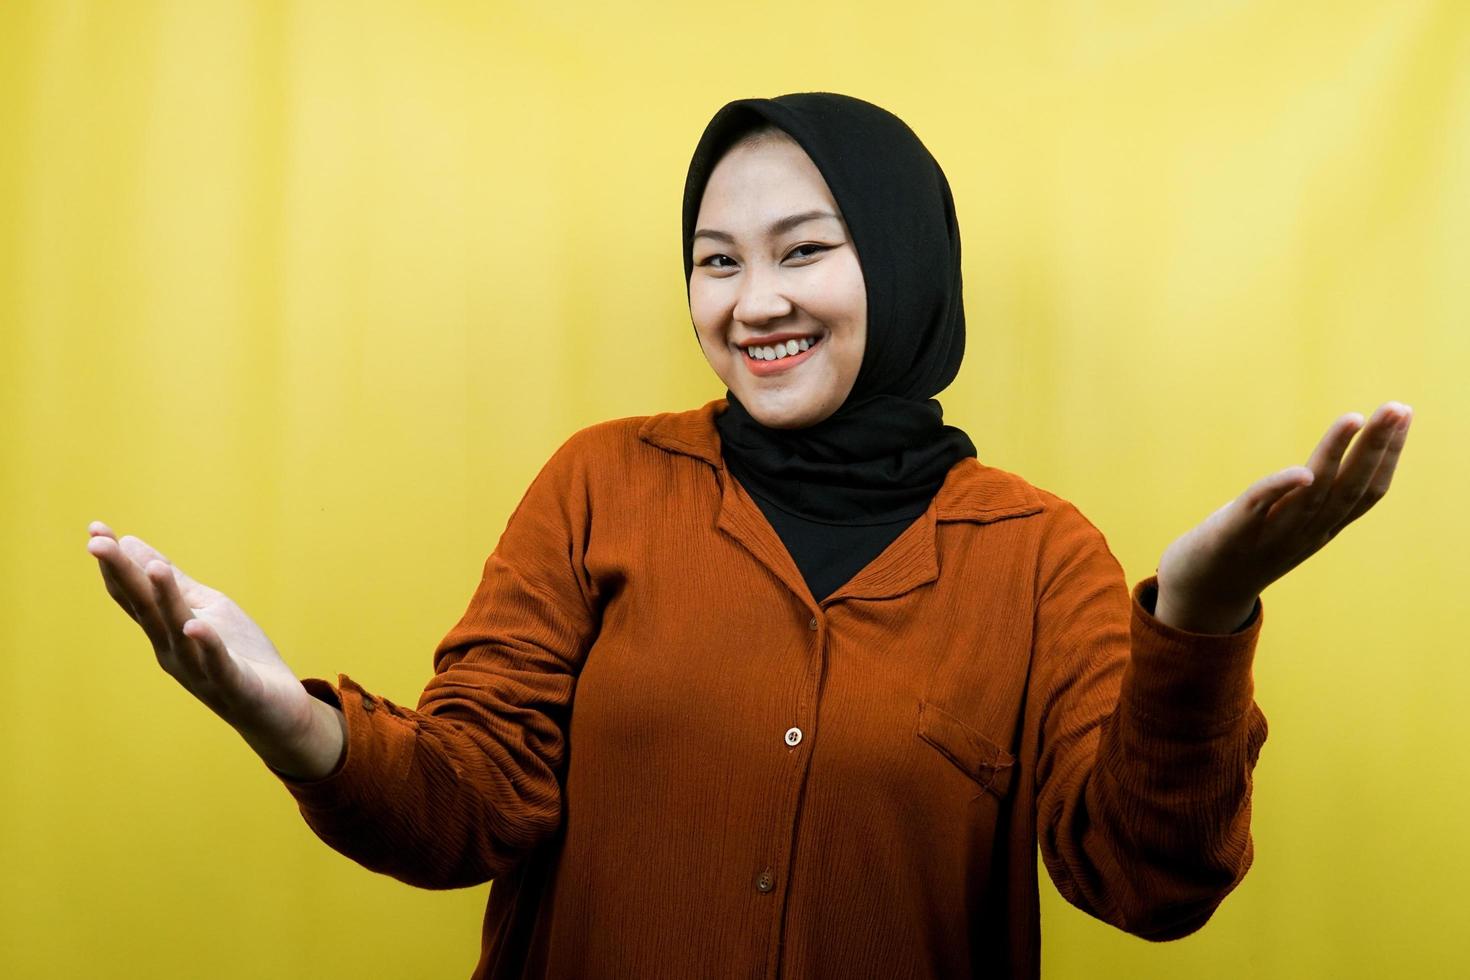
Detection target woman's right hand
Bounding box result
[85,520,346,780]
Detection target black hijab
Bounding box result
[681,92,977,601]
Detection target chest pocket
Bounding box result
[917,699,1016,800]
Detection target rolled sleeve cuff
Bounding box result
[1123,575,1264,735]
[268,674,417,812]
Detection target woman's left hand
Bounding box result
[1153,400,1414,634]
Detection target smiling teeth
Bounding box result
[746,338,814,360]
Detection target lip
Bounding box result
[740,335,822,377]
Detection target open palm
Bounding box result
[1156,400,1412,625]
[86,522,317,747]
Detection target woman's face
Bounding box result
[689,134,867,429]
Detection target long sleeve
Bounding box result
[1032,499,1268,940]
[271,432,603,890]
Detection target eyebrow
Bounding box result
[692,209,844,245]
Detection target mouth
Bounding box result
[739,334,822,377]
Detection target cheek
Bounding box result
[804,261,866,325]
[689,285,729,332]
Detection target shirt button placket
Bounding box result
[793,613,817,750]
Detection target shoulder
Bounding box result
[1019,481,1122,581]
[501,415,665,535]
[551,400,723,470]
[938,458,1112,560]
[935,457,1085,529]
[526,416,647,494]
[535,403,720,487]
[558,413,652,457]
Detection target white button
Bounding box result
[784,727,803,746]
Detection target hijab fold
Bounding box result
[681,93,978,597]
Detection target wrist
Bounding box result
[247,697,347,781]
[1153,585,1258,635]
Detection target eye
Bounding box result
[697,254,736,269]
[788,243,829,260]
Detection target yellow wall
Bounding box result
[3,1,1465,976]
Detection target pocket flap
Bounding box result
[917,699,1016,798]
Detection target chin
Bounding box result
[738,393,836,430]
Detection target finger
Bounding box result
[119,533,208,600]
[93,552,142,622]
[88,520,118,539]
[1300,413,1364,510]
[88,537,172,647]
[1305,403,1406,535]
[119,533,173,569]
[1257,410,1369,532]
[1327,407,1412,535]
[147,560,208,677]
[182,618,240,690]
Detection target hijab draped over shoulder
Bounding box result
[681,92,978,602]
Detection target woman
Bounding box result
[86,93,1412,979]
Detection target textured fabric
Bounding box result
[274,399,1269,980]
[682,92,978,530]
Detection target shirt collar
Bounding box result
[636,399,1045,525]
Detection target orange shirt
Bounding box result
[276,398,1268,979]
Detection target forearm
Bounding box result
[1039,576,1268,940]
[1082,695,1268,939]
[272,675,566,890]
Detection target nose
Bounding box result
[732,264,794,327]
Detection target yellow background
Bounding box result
[3,1,1465,977]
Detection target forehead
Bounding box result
[696,136,841,224]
